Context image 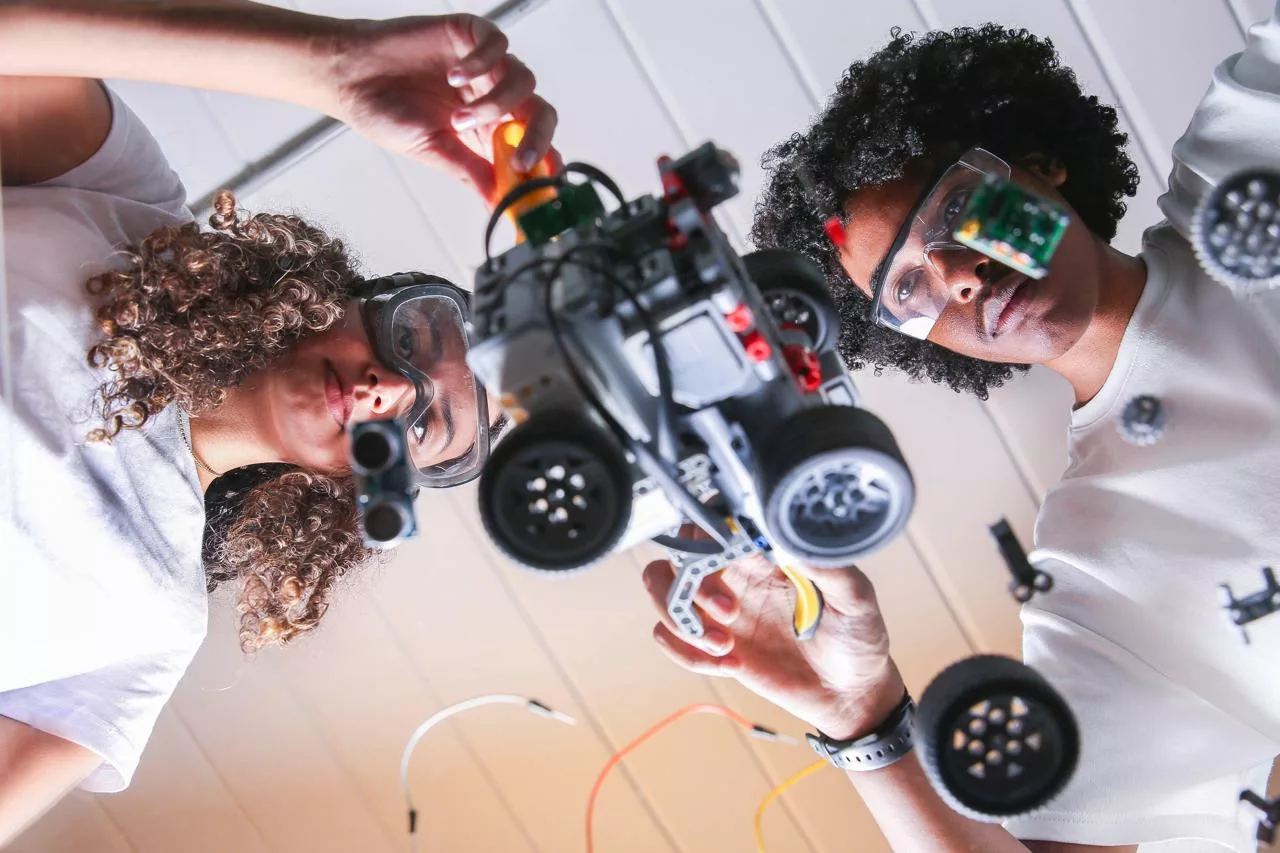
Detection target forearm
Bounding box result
[846,752,1031,853]
[0,1,346,114]
[0,715,100,846]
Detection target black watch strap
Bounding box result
[806,693,915,771]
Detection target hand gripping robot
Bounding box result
[468,126,916,639]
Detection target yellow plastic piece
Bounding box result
[725,517,824,640]
[491,120,557,240]
[777,560,824,640]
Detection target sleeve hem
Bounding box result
[0,699,135,793]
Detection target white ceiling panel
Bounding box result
[241,131,461,281]
[756,0,928,102]
[1070,0,1244,179]
[109,80,243,204]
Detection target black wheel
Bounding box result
[760,406,914,567]
[916,655,1080,822]
[478,413,632,573]
[744,249,841,354]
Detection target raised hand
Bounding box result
[322,13,557,201]
[642,551,906,740]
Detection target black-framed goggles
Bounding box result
[354,272,490,488]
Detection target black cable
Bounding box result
[482,162,626,263]
[483,174,567,262]
[547,246,680,464]
[561,162,626,207]
[651,534,722,555]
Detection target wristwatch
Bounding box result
[806,692,916,771]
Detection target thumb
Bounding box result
[416,133,497,202]
[791,559,881,616]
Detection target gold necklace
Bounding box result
[176,407,224,477]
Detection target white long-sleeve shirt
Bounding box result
[1005,6,1280,852]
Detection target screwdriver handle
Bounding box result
[491,120,557,240]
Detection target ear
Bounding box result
[1021,154,1068,189]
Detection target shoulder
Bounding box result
[31,85,190,216]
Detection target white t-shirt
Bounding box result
[1005,7,1280,851]
[0,86,207,793]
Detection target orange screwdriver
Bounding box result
[491,120,558,241]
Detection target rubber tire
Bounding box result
[759,405,914,567]
[478,413,632,574]
[744,249,841,354]
[915,655,1080,822]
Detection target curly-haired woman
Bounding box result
[649,13,1280,853]
[0,0,552,839]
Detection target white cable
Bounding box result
[399,693,577,851]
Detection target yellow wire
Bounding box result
[753,760,828,853]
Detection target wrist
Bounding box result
[817,660,907,741]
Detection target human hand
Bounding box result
[320,13,558,201]
[643,551,906,741]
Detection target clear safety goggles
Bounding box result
[356,273,490,488]
[868,148,1011,341]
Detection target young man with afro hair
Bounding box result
[649,7,1280,853]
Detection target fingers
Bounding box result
[509,95,558,173]
[418,133,497,203]
[652,623,739,678]
[446,19,509,86]
[544,144,565,175]
[642,558,740,625]
[451,55,536,130]
[641,559,739,655]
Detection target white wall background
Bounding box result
[11,1,1276,852]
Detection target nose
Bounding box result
[928,246,989,305]
[352,364,414,418]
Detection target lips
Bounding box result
[984,274,1031,337]
[323,362,352,427]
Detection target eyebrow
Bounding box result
[442,402,455,447]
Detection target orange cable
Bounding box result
[585,703,759,853]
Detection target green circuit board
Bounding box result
[518,182,606,246]
[952,173,1070,279]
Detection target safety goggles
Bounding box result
[868,148,1011,341]
[355,272,490,488]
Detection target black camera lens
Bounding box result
[352,426,395,474]
[364,501,407,544]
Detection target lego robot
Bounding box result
[466,141,916,638]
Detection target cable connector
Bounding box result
[1240,789,1279,845]
[750,724,799,746]
[527,699,579,726]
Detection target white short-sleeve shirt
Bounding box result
[0,85,208,793]
[1005,6,1280,851]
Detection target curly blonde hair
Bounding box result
[85,191,374,652]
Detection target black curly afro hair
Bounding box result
[751,25,1140,399]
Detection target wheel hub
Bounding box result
[766,291,821,344]
[488,437,626,568]
[940,691,1066,809]
[523,462,592,534]
[787,459,893,543]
